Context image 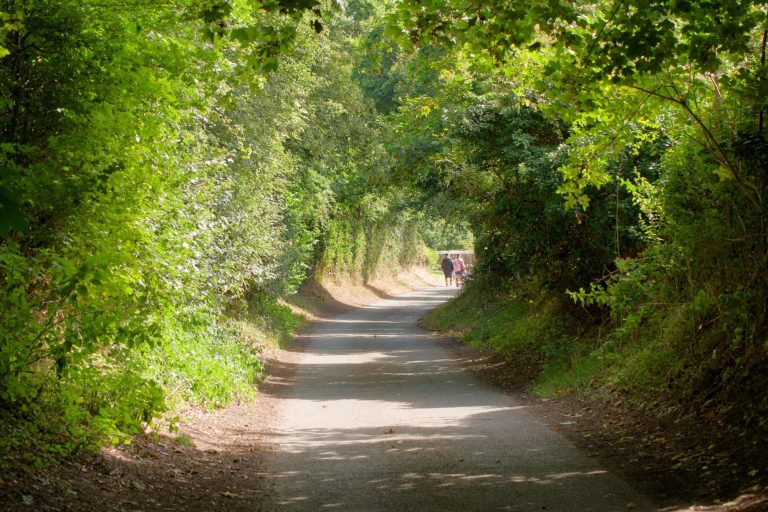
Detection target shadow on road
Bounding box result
[258,287,653,512]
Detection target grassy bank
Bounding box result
[424,282,673,407]
[422,274,768,433]
[0,293,301,471]
[421,274,699,401]
[421,276,600,396]
[0,261,435,473]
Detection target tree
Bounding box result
[386,0,768,417]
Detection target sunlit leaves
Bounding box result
[195,0,335,72]
[0,0,333,446]
[0,1,425,457]
[0,9,22,58]
[386,0,768,208]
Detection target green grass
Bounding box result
[533,350,602,397]
[423,277,597,393]
[424,275,701,403]
[423,274,691,401]
[175,433,195,447]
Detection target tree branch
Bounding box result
[627,82,762,211]
[760,29,767,134]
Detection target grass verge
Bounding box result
[421,275,596,395]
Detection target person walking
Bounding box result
[452,254,465,287]
[440,254,454,286]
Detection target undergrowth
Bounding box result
[0,295,302,471]
[424,273,768,436]
[421,274,696,402]
[421,275,594,395]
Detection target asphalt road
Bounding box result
[261,286,654,511]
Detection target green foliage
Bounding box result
[416,205,474,252]
[319,205,430,282]
[387,72,651,291]
[422,275,595,392]
[387,0,766,78]
[572,137,768,410]
[383,0,768,425]
[142,318,262,409]
[0,0,432,466]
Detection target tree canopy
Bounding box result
[1,0,767,474]
[381,0,768,426]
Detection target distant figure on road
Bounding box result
[452,255,465,287]
[440,254,454,286]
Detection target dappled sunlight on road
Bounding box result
[274,404,522,442]
[298,332,416,339]
[262,287,653,511]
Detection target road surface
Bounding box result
[261,286,654,511]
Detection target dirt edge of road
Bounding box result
[431,335,768,512]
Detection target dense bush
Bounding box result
[383,0,768,426]
[0,1,431,463]
[578,134,768,417]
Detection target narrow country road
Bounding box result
[260,286,654,512]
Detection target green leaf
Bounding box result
[231,26,258,44]
[0,185,27,237]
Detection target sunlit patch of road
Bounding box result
[261,287,654,511]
